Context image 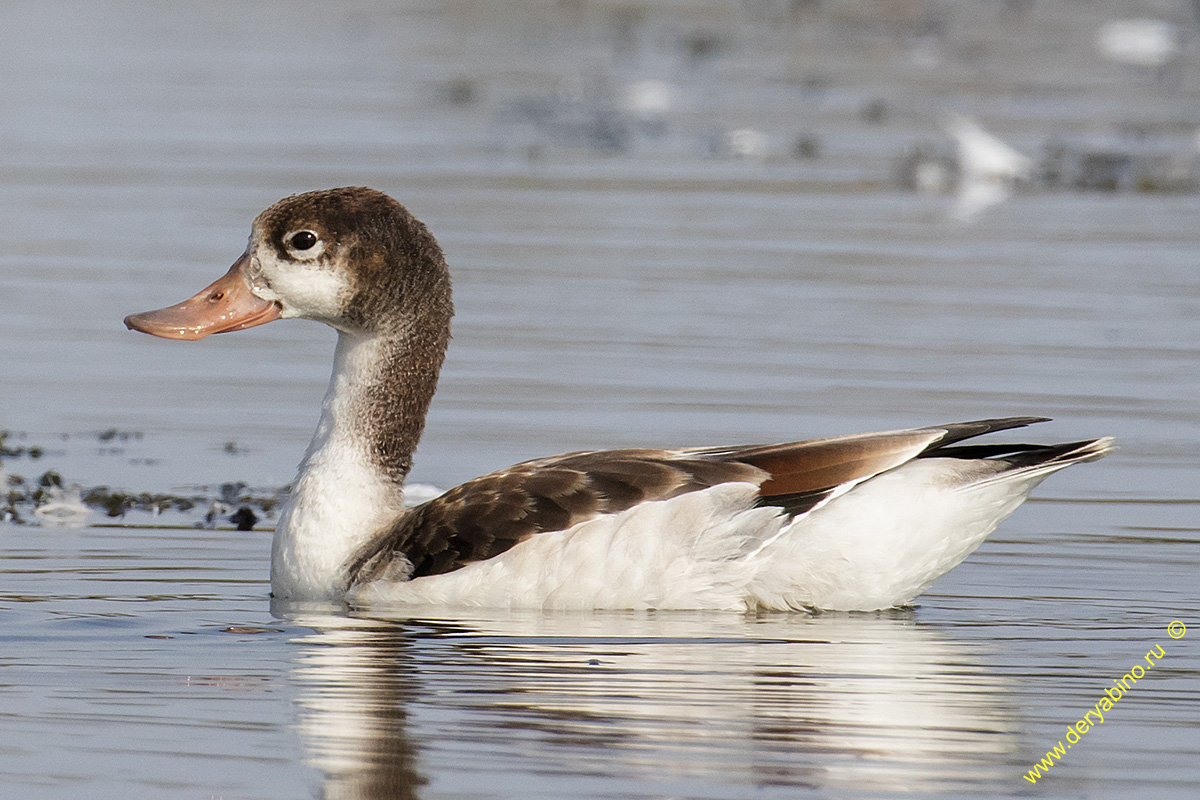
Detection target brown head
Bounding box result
[125,188,455,485]
[124,187,453,342]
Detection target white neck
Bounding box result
[271,333,409,599]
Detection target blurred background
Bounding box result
[0,0,1194,516]
[2,3,1199,798]
[0,0,1197,503]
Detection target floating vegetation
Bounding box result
[0,429,285,531]
[1,430,45,460]
[2,476,286,531]
[98,428,143,443]
[229,507,259,531]
[1,430,439,530]
[897,125,1200,197]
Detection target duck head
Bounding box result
[124,186,452,340]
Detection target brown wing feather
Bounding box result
[690,416,1050,497]
[346,417,1051,587]
[346,450,766,585]
[724,431,943,496]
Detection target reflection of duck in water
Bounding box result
[291,617,423,800]
[126,188,1111,611]
[288,611,1021,797]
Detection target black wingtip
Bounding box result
[927,417,1052,449]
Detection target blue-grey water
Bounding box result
[2,1,1199,798]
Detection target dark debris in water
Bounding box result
[897,130,1200,197]
[1,430,45,460]
[98,428,143,443]
[1,429,287,530]
[230,506,259,531]
[220,626,281,635]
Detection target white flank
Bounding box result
[350,483,781,610]
[747,458,1051,611]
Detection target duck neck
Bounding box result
[272,326,445,599]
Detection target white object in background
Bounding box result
[623,79,672,118]
[1097,19,1178,68]
[33,485,90,528]
[944,113,1033,182]
[725,128,767,159]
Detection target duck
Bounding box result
[124,187,1112,611]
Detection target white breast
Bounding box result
[271,335,407,599]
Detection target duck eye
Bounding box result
[289,230,319,251]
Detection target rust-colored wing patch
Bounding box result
[721,431,941,496]
[692,416,1050,498]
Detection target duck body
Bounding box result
[346,450,1082,612]
[125,187,1112,612]
[340,419,1107,612]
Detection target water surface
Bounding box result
[2,1,1199,797]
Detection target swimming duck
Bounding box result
[125,187,1112,611]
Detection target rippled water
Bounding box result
[2,1,1200,797]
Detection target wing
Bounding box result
[707,415,1051,513]
[346,450,767,584]
[345,416,1050,586]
